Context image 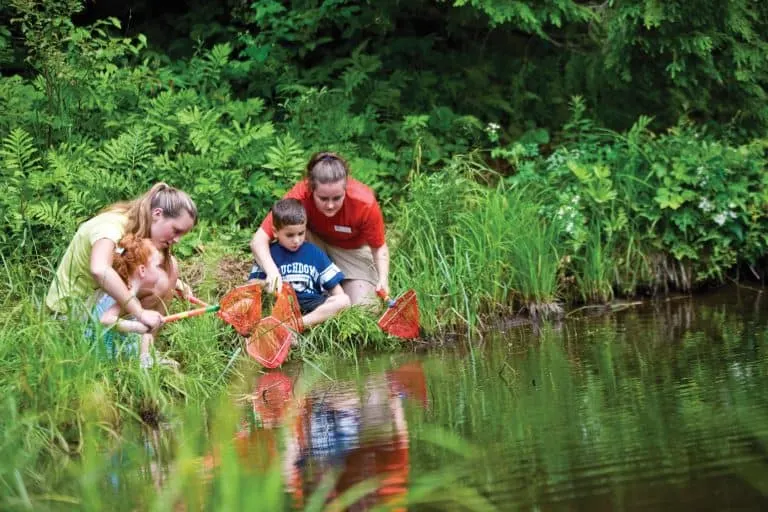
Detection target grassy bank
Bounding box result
[387,115,768,335]
[0,275,491,510]
[2,139,765,506]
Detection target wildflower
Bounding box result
[698,198,713,212]
[713,213,727,226]
[485,122,500,133]
[571,195,580,205]
[565,221,575,234]
[728,210,737,219]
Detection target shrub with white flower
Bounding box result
[698,198,714,212]
[713,212,727,226]
[485,122,501,144]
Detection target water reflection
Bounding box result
[118,287,768,511]
[245,362,428,511]
[416,288,768,510]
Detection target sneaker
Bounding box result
[140,353,180,369]
[140,353,153,369]
[157,356,180,369]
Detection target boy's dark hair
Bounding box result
[272,198,307,230]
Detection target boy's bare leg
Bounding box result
[301,294,351,328]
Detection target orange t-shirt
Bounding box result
[260,178,386,249]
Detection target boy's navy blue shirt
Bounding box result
[249,242,344,305]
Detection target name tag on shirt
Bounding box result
[334,225,352,233]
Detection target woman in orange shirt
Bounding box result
[250,152,390,305]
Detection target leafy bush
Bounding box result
[504,99,768,292]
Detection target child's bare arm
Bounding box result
[115,319,150,334]
[100,302,149,334]
[100,302,121,326]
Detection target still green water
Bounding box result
[135,287,768,510]
[238,287,768,510]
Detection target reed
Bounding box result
[389,154,565,334]
[572,220,615,304]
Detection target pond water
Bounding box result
[144,286,768,510]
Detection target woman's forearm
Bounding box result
[115,319,149,334]
[371,243,390,288]
[250,228,280,276]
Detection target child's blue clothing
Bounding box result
[249,242,344,313]
[84,292,140,359]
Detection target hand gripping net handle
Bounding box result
[218,283,263,336]
[378,289,420,339]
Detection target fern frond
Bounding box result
[93,127,155,177]
[1,128,41,179]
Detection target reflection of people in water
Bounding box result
[250,361,428,511]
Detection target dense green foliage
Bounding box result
[0,0,765,315]
[2,0,768,254]
[2,2,766,507]
[391,104,767,327]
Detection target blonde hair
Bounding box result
[104,182,197,271]
[305,152,349,190]
[112,234,154,285]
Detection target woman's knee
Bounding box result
[342,279,376,306]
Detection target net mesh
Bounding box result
[247,316,293,368]
[378,289,420,339]
[272,283,303,333]
[218,283,262,335]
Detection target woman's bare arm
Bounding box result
[250,228,282,292]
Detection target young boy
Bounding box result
[249,198,351,328]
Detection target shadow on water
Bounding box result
[123,285,768,510]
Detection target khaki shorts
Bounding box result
[312,239,378,286]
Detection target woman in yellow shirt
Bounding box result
[46,182,198,330]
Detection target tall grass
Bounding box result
[0,249,239,507]
[572,221,615,304]
[389,154,563,335]
[296,307,401,362]
[0,299,495,510]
